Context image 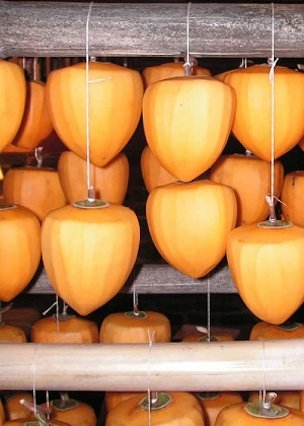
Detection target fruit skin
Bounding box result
[143,75,235,182]
[49,397,97,426]
[142,61,211,87]
[46,62,143,167]
[0,205,41,302]
[4,393,33,420]
[146,180,237,278]
[41,204,140,316]
[105,392,204,425]
[13,81,53,150]
[104,393,145,412]
[209,154,284,225]
[281,171,304,227]
[250,321,304,341]
[99,311,171,344]
[195,392,243,426]
[0,324,26,343]
[224,65,304,160]
[227,223,304,325]
[0,60,26,152]
[140,146,178,192]
[215,402,304,425]
[3,167,67,222]
[31,316,99,344]
[57,151,129,204]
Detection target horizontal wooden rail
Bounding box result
[27,263,236,294]
[1,3,304,58]
[0,340,303,391]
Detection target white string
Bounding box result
[32,347,38,416]
[85,2,94,202]
[183,2,192,76]
[268,2,279,221]
[207,276,211,342]
[261,341,267,407]
[147,329,156,426]
[42,299,57,316]
[133,283,139,315]
[45,390,50,420]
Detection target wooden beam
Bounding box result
[27,263,236,294]
[1,3,304,58]
[0,340,303,391]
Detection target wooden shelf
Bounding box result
[1,2,304,58]
[1,340,303,391]
[27,262,236,295]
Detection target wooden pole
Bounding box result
[0,340,303,391]
[1,3,304,58]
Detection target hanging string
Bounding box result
[183,2,192,76]
[32,347,38,416]
[133,283,139,316]
[45,390,50,420]
[85,2,95,202]
[147,329,156,426]
[267,2,279,222]
[207,275,211,342]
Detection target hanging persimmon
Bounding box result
[140,146,178,192]
[0,324,26,343]
[99,310,171,343]
[195,392,243,426]
[281,171,304,227]
[4,393,33,421]
[224,65,304,160]
[0,60,26,152]
[105,392,204,425]
[47,394,97,426]
[104,393,145,413]
[227,222,304,324]
[41,203,140,316]
[0,204,41,302]
[58,151,129,204]
[250,321,304,341]
[146,180,237,278]
[46,61,143,167]
[248,391,300,411]
[31,313,99,344]
[215,400,304,425]
[3,166,67,222]
[209,153,284,225]
[13,81,53,150]
[143,76,235,182]
[142,60,211,87]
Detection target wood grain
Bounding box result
[1,3,304,58]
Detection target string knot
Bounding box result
[268,57,279,83]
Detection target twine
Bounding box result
[183,2,192,76]
[32,346,39,416]
[133,283,139,316]
[45,390,50,420]
[85,2,95,202]
[42,294,60,332]
[267,3,279,221]
[147,329,156,426]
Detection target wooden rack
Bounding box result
[0,2,303,392]
[1,2,304,58]
[1,340,304,391]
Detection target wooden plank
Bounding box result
[1,3,304,58]
[0,340,304,391]
[27,263,236,294]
